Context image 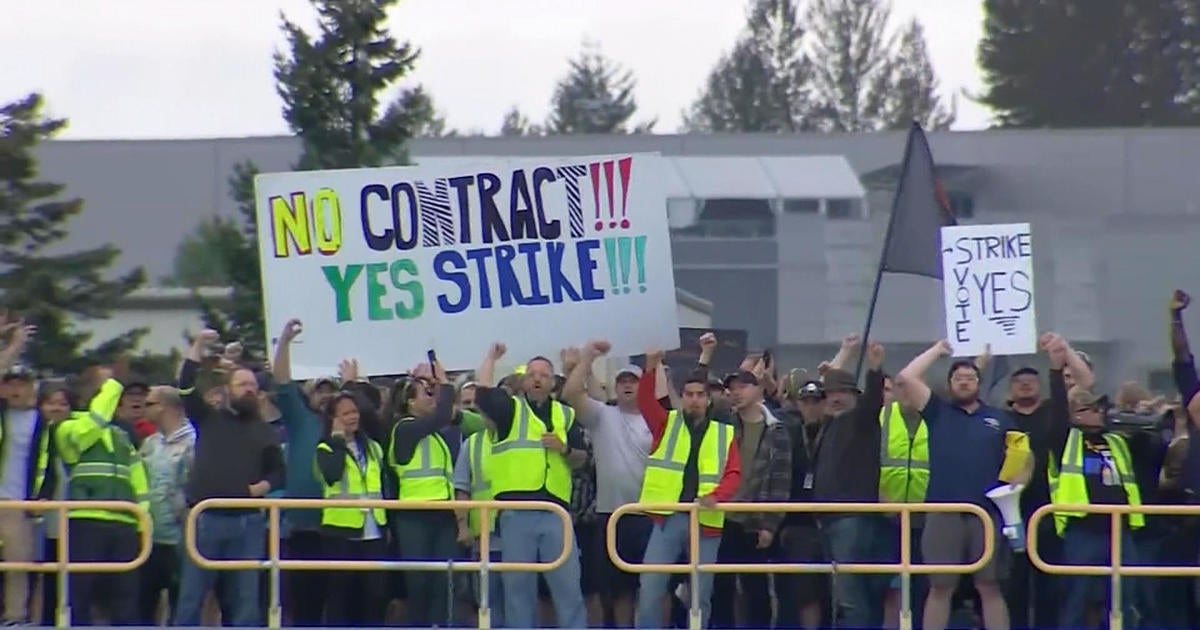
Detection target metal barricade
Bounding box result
[1027,503,1200,630]
[185,497,574,630]
[0,500,152,629]
[608,501,995,630]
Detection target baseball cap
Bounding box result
[1010,366,1039,379]
[1069,388,1108,412]
[723,370,760,387]
[796,379,826,400]
[615,365,643,380]
[2,365,34,381]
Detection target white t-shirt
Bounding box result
[577,398,652,513]
[0,409,38,500]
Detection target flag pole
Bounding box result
[854,122,920,381]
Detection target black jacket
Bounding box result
[178,360,285,505]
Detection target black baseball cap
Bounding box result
[2,365,34,381]
[723,370,760,387]
[796,379,826,400]
[1010,366,1039,379]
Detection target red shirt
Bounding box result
[637,369,740,536]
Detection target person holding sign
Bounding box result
[473,343,588,629]
[894,340,1026,630]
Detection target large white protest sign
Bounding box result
[254,154,680,378]
[940,223,1037,357]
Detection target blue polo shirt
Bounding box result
[923,394,1015,507]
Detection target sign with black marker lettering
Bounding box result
[939,222,1037,357]
[254,153,679,378]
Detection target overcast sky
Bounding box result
[3,0,989,140]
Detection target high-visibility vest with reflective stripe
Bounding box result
[389,421,453,501]
[1048,428,1143,536]
[878,402,929,503]
[638,412,734,530]
[65,425,150,525]
[466,430,497,538]
[489,397,575,503]
[317,438,388,529]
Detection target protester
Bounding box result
[173,329,284,627]
[388,361,456,628]
[895,340,1025,630]
[474,342,589,629]
[811,338,887,628]
[314,388,389,626]
[561,340,653,628]
[55,366,147,626]
[137,386,195,625]
[34,381,74,626]
[634,349,740,629]
[0,320,41,626]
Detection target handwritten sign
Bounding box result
[940,223,1037,357]
[255,154,680,378]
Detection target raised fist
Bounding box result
[488,342,507,361]
[699,332,717,350]
[1170,290,1191,313]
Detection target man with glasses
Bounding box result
[895,341,1021,630]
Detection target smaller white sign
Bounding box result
[940,223,1037,357]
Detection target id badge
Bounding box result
[803,473,814,490]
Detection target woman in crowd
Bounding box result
[314,390,389,627]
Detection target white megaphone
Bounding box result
[986,483,1026,553]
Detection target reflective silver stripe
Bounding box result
[491,398,542,454]
[646,411,686,472]
[470,433,490,494]
[698,422,730,484]
[72,463,131,476]
[89,412,108,426]
[1060,430,1084,474]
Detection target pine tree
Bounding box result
[0,94,146,374]
[880,19,955,130]
[977,0,1200,128]
[163,216,243,288]
[684,0,814,132]
[546,42,655,134]
[202,0,436,359]
[499,106,543,136]
[805,0,896,132]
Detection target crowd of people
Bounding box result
[0,290,1197,629]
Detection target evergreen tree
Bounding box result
[684,0,814,132]
[805,0,896,132]
[499,106,543,136]
[978,0,1200,128]
[546,42,655,134]
[163,216,243,288]
[202,0,435,359]
[880,19,955,130]
[0,93,146,374]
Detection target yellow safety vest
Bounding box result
[638,411,734,530]
[54,379,150,526]
[1048,428,1143,536]
[316,438,388,529]
[489,397,575,503]
[388,421,453,501]
[878,402,929,503]
[465,430,497,538]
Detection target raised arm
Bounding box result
[895,340,951,412]
[179,329,219,424]
[1062,338,1095,391]
[826,334,861,373]
[0,320,33,375]
[271,319,303,384]
[638,350,670,439]
[562,341,610,422]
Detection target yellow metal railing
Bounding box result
[0,500,152,629]
[1027,503,1200,630]
[185,498,574,630]
[608,501,995,630]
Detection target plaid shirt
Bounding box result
[570,427,597,524]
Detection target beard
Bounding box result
[231,392,261,420]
